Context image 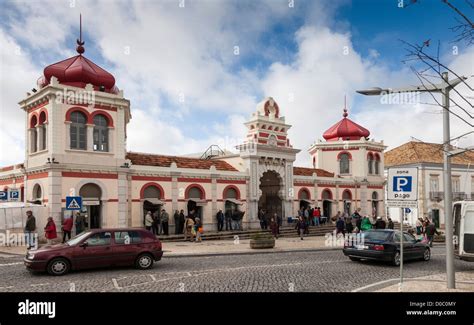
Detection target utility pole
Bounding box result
[357,72,467,289]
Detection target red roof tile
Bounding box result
[126,152,238,171]
[293,167,334,177]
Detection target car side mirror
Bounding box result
[79,242,88,248]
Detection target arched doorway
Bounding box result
[342,190,352,215]
[32,184,42,205]
[142,184,163,226]
[371,191,378,217]
[321,189,333,220]
[298,188,311,210]
[187,185,205,222]
[224,187,241,215]
[79,183,102,229]
[258,170,282,220]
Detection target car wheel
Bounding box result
[422,248,431,261]
[47,258,70,276]
[135,253,154,270]
[349,256,361,262]
[392,251,401,266]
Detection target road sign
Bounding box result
[387,167,418,208]
[66,196,82,210]
[405,208,411,214]
[9,189,20,201]
[0,191,7,201]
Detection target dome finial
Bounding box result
[343,95,348,117]
[76,14,85,54]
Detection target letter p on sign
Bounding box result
[393,176,412,192]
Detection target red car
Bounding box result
[24,228,163,276]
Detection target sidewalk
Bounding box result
[376,272,474,292]
[0,235,340,258]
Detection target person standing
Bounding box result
[258,208,265,230]
[179,210,185,234]
[231,210,240,231]
[296,216,305,240]
[62,215,73,243]
[24,210,36,250]
[387,217,394,230]
[360,216,372,231]
[375,216,386,229]
[336,217,345,235]
[174,210,180,235]
[276,212,282,235]
[184,216,195,242]
[225,209,232,231]
[153,210,161,235]
[44,217,57,245]
[313,207,320,227]
[145,211,154,232]
[270,217,279,239]
[161,209,169,236]
[344,215,353,234]
[75,212,85,235]
[216,209,224,232]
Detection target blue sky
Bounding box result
[0,0,472,166]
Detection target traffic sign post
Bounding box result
[66,196,82,210]
[387,167,418,292]
[0,191,7,201]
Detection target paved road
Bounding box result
[0,246,472,292]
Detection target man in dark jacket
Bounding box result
[425,221,440,247]
[375,217,386,229]
[216,209,224,231]
[336,217,345,235]
[179,210,185,234]
[225,210,232,231]
[24,211,36,249]
[173,210,180,234]
[387,218,394,230]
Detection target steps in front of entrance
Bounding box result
[156,222,409,242]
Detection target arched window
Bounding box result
[143,185,162,199]
[93,114,109,152]
[374,154,380,175]
[224,188,238,199]
[188,187,203,199]
[30,115,38,153]
[372,191,378,217]
[339,153,350,174]
[39,111,47,151]
[70,111,87,150]
[367,153,374,175]
[32,184,42,202]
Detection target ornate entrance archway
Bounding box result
[258,170,283,220]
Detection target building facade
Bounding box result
[0,38,387,234]
[384,141,474,228]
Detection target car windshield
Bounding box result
[66,231,93,246]
[362,231,391,241]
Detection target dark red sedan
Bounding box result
[24,228,163,275]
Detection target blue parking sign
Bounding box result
[393,176,412,192]
[66,196,82,210]
[0,191,7,200]
[9,190,19,201]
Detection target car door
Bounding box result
[393,232,412,261]
[402,233,418,260]
[112,231,143,266]
[71,231,114,269]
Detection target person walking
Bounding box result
[360,216,372,231]
[425,220,440,247]
[62,215,73,243]
[225,209,232,231]
[145,211,154,232]
[270,217,279,239]
[75,212,85,235]
[258,209,266,230]
[344,215,353,234]
[153,210,162,235]
[194,217,203,243]
[216,209,224,232]
[296,216,306,240]
[161,209,169,236]
[303,207,310,234]
[336,217,345,235]
[44,217,57,245]
[24,210,36,250]
[387,217,394,230]
[416,218,423,235]
[184,216,195,242]
[174,210,180,235]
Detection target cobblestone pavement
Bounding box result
[0,246,472,292]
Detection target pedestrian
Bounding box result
[62,215,73,243]
[336,217,345,235]
[24,210,36,249]
[344,215,353,234]
[225,209,232,231]
[145,211,154,232]
[231,210,240,231]
[194,217,203,243]
[416,218,423,235]
[375,216,386,229]
[303,207,310,234]
[179,210,185,234]
[270,217,279,239]
[276,212,282,235]
[360,216,372,231]
[174,210,180,235]
[258,208,266,230]
[387,217,394,230]
[161,209,169,236]
[296,216,305,240]
[184,216,195,242]
[425,220,440,247]
[152,210,161,235]
[75,212,85,235]
[332,211,341,224]
[44,217,57,245]
[216,209,224,232]
[313,207,320,227]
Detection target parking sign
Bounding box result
[9,189,20,201]
[387,167,418,208]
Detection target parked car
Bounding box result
[24,228,163,275]
[343,229,431,266]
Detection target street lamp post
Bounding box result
[357,72,467,289]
